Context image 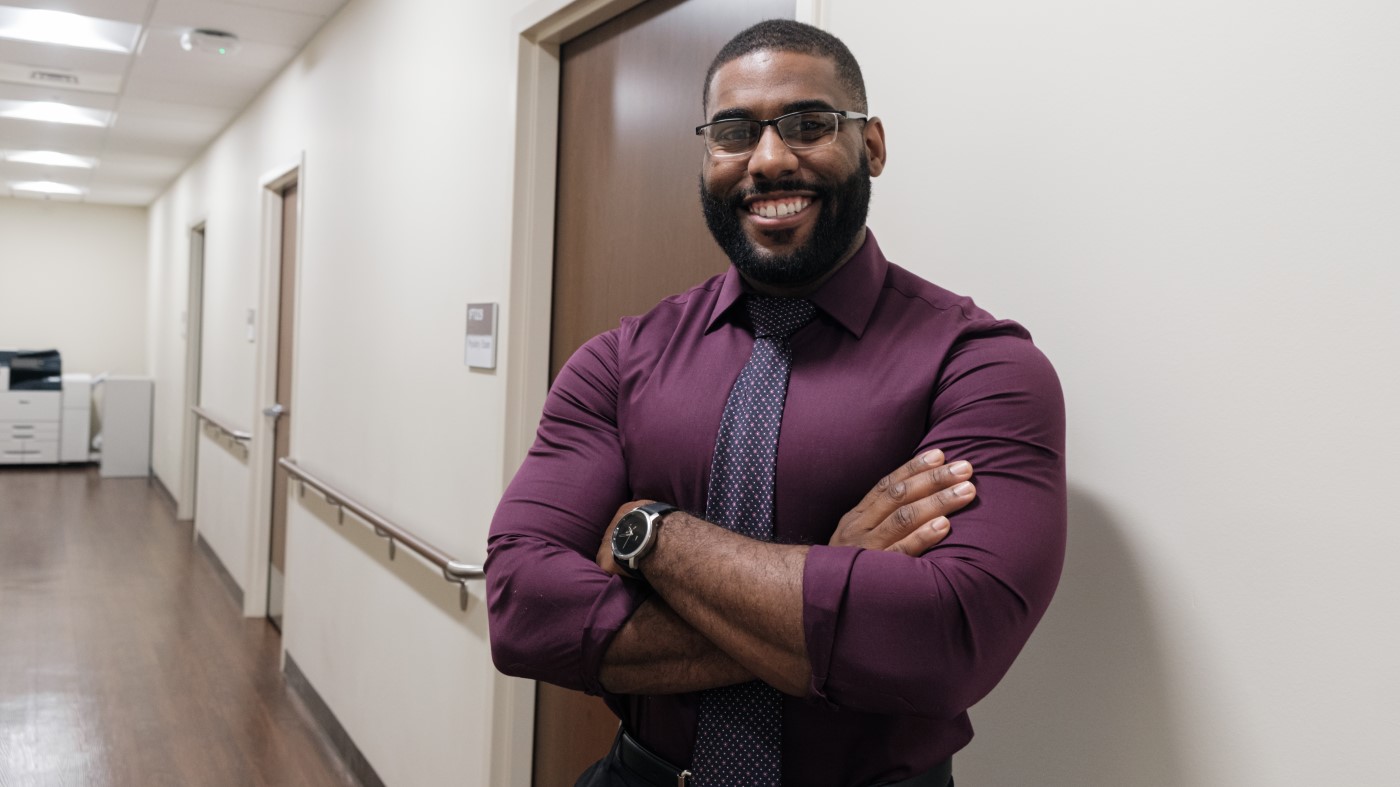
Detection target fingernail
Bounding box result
[950,461,971,477]
[953,482,974,496]
[921,450,944,465]
[930,516,949,531]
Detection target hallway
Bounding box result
[0,466,360,786]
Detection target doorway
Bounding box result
[537,0,794,782]
[266,181,299,630]
[178,223,206,523]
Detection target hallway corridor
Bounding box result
[0,467,361,786]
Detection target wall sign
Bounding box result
[465,303,498,369]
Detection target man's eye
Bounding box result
[713,123,756,143]
[789,115,836,139]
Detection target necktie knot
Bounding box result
[747,296,815,339]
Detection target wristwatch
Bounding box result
[610,502,679,579]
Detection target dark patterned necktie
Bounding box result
[691,296,816,787]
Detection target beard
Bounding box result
[699,157,871,288]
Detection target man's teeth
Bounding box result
[748,197,811,218]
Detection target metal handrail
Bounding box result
[278,457,485,610]
[192,405,253,442]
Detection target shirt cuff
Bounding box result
[802,544,861,706]
[579,573,654,696]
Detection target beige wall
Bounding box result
[829,1,1399,784]
[0,198,147,375]
[143,0,1398,785]
[145,0,533,783]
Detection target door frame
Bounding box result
[499,1,824,783]
[245,156,305,620]
[503,0,824,473]
[178,220,208,522]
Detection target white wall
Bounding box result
[144,0,1398,784]
[0,198,147,375]
[828,1,1399,784]
[145,0,533,784]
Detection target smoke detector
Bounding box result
[179,29,240,56]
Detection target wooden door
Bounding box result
[268,182,299,630]
[540,0,793,782]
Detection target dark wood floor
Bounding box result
[0,466,360,787]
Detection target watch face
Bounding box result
[612,511,650,559]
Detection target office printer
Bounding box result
[0,349,62,390]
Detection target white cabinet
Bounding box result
[0,390,62,465]
[98,376,153,478]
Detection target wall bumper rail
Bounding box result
[192,405,253,442]
[278,457,485,610]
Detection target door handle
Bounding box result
[263,403,287,418]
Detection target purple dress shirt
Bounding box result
[486,231,1066,786]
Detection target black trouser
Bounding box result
[574,729,953,787]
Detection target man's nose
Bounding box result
[747,125,798,181]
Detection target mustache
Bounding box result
[725,178,828,207]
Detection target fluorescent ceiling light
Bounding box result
[0,7,140,53]
[0,100,112,127]
[5,150,96,168]
[11,180,84,196]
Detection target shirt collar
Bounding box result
[705,229,888,339]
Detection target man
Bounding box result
[487,19,1066,787]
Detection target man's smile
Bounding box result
[739,192,819,236]
[746,195,812,219]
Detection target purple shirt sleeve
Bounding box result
[802,329,1068,718]
[485,329,646,696]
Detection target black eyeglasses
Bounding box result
[695,110,868,158]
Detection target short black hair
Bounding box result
[703,19,867,114]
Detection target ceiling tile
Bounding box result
[80,183,156,204]
[0,1,155,25]
[149,0,333,48]
[0,61,124,94]
[0,0,350,205]
[217,0,343,16]
[0,114,108,146]
[0,37,132,74]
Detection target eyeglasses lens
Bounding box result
[705,112,841,155]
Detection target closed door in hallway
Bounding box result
[180,224,206,522]
[542,0,793,782]
[268,181,299,630]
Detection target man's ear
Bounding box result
[864,116,887,177]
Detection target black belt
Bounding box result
[614,728,951,787]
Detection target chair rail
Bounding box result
[277,457,485,609]
[192,406,252,442]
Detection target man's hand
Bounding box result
[828,449,976,555]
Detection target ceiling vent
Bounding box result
[30,70,79,86]
[180,29,241,56]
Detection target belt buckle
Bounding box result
[678,769,692,786]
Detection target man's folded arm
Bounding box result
[486,330,639,695]
[634,332,1067,717]
[486,330,741,696]
[803,333,1067,718]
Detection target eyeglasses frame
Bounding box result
[695,109,869,158]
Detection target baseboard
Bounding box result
[149,472,190,523]
[195,532,244,609]
[285,653,387,787]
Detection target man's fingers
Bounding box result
[872,478,976,545]
[854,450,946,514]
[830,453,976,551]
[885,516,951,556]
[867,458,973,522]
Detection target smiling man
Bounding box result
[487,20,1067,787]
